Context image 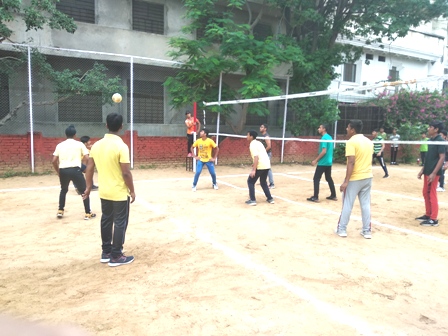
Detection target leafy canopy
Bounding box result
[167,0,448,134]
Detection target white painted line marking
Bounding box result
[137,199,379,336]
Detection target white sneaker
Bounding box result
[192,186,196,192]
[335,230,347,237]
[436,187,445,192]
[361,231,372,239]
[213,184,218,190]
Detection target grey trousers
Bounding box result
[337,178,372,233]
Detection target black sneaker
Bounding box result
[245,200,257,206]
[383,175,389,178]
[100,252,111,263]
[92,185,99,191]
[326,196,338,201]
[307,196,319,202]
[108,254,134,267]
[269,184,275,189]
[415,215,430,221]
[420,219,439,227]
[266,198,275,204]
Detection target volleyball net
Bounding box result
[200,74,448,164]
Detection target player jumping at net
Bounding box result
[246,130,274,206]
[415,120,445,227]
[191,129,219,192]
[336,119,373,239]
[52,125,96,220]
[371,129,389,178]
[307,124,337,202]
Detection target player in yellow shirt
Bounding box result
[246,130,274,206]
[52,125,96,220]
[191,129,219,192]
[83,113,135,267]
[336,120,373,239]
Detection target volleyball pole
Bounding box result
[193,102,197,172]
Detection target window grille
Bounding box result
[56,0,95,24]
[389,66,399,81]
[0,74,10,120]
[58,94,103,122]
[128,80,164,124]
[133,1,164,35]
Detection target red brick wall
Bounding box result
[0,132,411,172]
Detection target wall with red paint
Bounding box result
[0,132,409,172]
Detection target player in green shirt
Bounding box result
[372,129,389,178]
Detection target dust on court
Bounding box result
[1,163,448,335]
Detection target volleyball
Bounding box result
[112,93,122,103]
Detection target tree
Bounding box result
[165,0,304,133]
[166,0,448,134]
[0,0,124,126]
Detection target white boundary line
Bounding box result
[2,172,447,243]
[136,198,379,336]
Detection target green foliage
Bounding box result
[0,3,124,122]
[333,143,346,164]
[396,121,427,164]
[165,0,303,132]
[0,0,76,42]
[1,169,52,178]
[167,0,448,134]
[0,47,123,105]
[365,88,448,129]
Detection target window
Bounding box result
[133,1,164,35]
[58,94,103,122]
[56,0,95,24]
[378,56,386,62]
[128,80,164,124]
[366,54,373,60]
[0,74,10,120]
[343,63,357,82]
[246,113,268,126]
[253,23,273,41]
[389,66,399,81]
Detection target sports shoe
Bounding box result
[213,184,219,190]
[335,230,347,238]
[92,185,99,191]
[415,215,430,221]
[420,219,439,227]
[306,196,319,202]
[269,184,275,189]
[108,254,134,267]
[383,174,389,178]
[326,196,338,201]
[84,212,96,220]
[267,198,275,204]
[360,231,372,239]
[436,187,445,192]
[245,200,257,206]
[100,252,111,263]
[57,210,64,218]
[192,186,196,192]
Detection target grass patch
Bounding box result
[1,170,53,179]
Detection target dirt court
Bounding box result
[1,163,448,336]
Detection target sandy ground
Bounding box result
[1,163,448,336]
